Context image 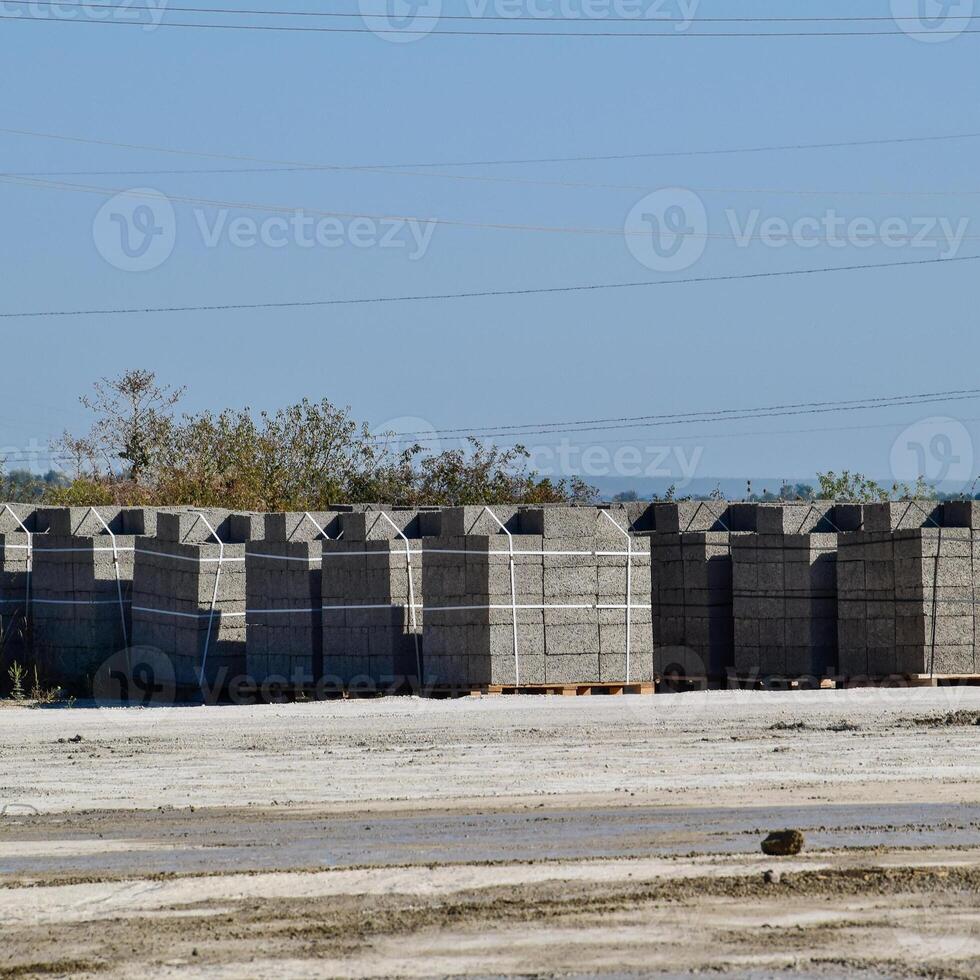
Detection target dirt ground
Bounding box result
[1,688,979,978]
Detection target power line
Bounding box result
[376,392,980,445]
[3,125,978,171]
[3,13,979,35]
[6,0,980,23]
[8,389,979,462]
[6,174,977,244]
[371,388,980,440]
[1,252,977,319]
[3,163,979,200]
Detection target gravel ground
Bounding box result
[2,688,980,978]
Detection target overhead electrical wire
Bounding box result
[372,392,980,445]
[7,387,980,462]
[2,174,976,244]
[1,253,977,319]
[368,388,980,440]
[3,125,979,170]
[2,163,978,200]
[3,12,980,35]
[6,0,980,23]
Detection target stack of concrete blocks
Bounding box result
[0,503,41,659]
[32,507,155,685]
[421,505,525,686]
[651,501,756,680]
[245,510,345,689]
[322,508,437,690]
[730,502,862,680]
[837,500,980,677]
[525,504,655,683]
[423,504,654,687]
[131,510,264,692]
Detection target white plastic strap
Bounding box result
[599,510,632,683]
[422,547,644,558]
[375,511,421,681]
[188,511,224,688]
[136,548,241,564]
[2,504,31,615]
[86,507,129,653]
[133,605,245,621]
[300,511,331,540]
[481,506,519,685]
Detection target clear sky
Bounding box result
[1,0,978,492]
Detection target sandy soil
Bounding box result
[2,688,980,978]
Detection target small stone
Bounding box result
[761,829,804,856]
[763,869,780,884]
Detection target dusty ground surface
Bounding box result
[1,688,980,978]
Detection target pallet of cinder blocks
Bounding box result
[730,502,861,680]
[0,503,40,660]
[837,500,980,678]
[245,510,345,690]
[423,504,653,687]
[651,501,753,680]
[32,507,156,686]
[131,509,264,693]
[523,504,654,684]
[322,508,438,690]
[421,505,527,686]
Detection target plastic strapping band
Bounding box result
[1,504,31,616]
[189,511,224,688]
[375,511,421,682]
[481,506,519,685]
[300,512,331,540]
[599,510,632,683]
[86,506,129,656]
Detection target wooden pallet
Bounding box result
[725,675,838,691]
[423,681,656,698]
[841,674,980,689]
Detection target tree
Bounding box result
[44,373,598,509]
[816,470,936,502]
[57,369,185,484]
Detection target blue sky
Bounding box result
[1,0,978,491]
